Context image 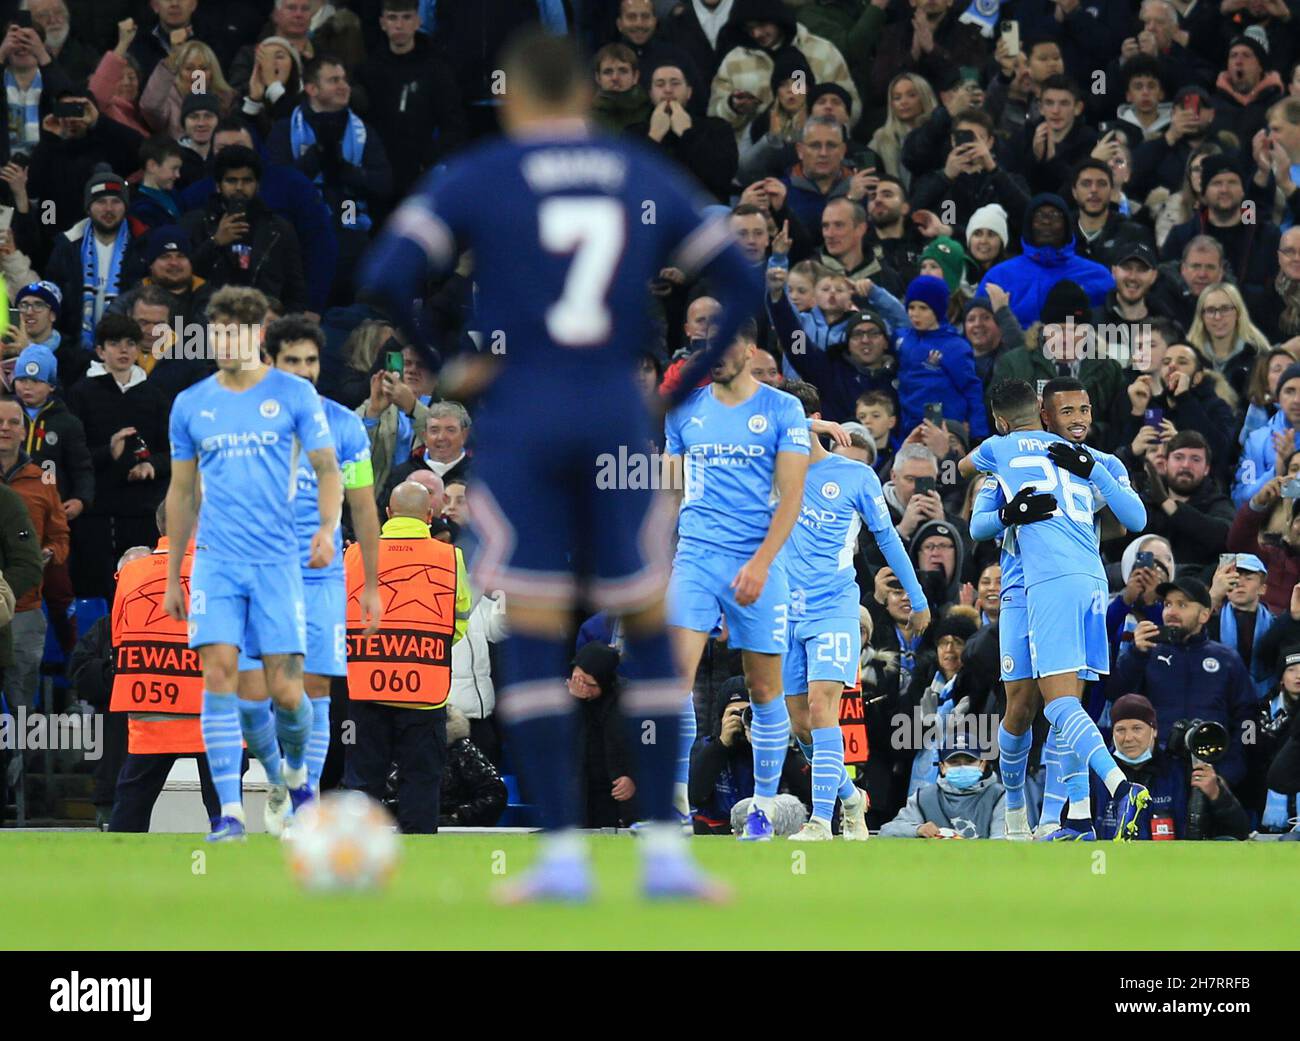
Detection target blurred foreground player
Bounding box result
[164,288,342,842]
[359,29,760,901]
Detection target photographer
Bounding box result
[178,145,306,313]
[1113,576,1258,786]
[1093,693,1249,840]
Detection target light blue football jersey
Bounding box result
[665,382,811,557]
[170,368,333,564]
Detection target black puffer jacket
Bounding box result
[439,710,507,827]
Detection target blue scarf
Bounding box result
[289,105,371,230]
[79,223,130,351]
[1263,693,1298,831]
[4,67,41,151]
[1218,603,1275,697]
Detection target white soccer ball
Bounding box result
[284,791,400,892]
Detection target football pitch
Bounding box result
[2,833,1296,950]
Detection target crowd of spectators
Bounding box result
[0,0,1298,836]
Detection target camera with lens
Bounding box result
[1167,717,1228,763]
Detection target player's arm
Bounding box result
[733,449,808,607]
[1081,450,1147,532]
[661,452,685,513]
[969,476,1007,542]
[307,445,342,569]
[342,451,382,634]
[163,458,198,620]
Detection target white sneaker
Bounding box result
[1032,820,1061,840]
[1005,806,1032,841]
[788,818,833,841]
[264,784,290,837]
[840,789,871,841]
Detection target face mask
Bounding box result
[1114,745,1153,765]
[944,764,983,789]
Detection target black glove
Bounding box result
[298,144,323,181]
[999,486,1056,525]
[1048,440,1096,479]
[339,161,368,191]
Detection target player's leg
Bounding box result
[248,562,313,801]
[196,642,247,839]
[1036,724,1066,838]
[996,597,1037,839]
[782,622,812,760]
[302,575,346,793]
[236,662,294,834]
[1034,578,1149,840]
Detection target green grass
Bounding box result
[1,833,1296,950]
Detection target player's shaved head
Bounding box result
[404,469,446,513]
[501,28,591,118]
[988,378,1041,433]
[388,481,433,521]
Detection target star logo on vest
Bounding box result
[260,399,281,419]
[747,414,768,434]
[821,481,840,499]
[1203,657,1220,673]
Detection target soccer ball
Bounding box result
[284,791,400,892]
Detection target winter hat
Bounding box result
[769,50,814,96]
[571,641,620,694]
[258,35,305,82]
[919,236,967,294]
[1111,693,1157,729]
[1040,279,1090,327]
[14,280,62,316]
[1277,362,1300,398]
[965,203,1009,249]
[84,165,129,211]
[844,308,891,340]
[144,225,192,266]
[806,82,852,116]
[904,275,949,322]
[14,344,57,385]
[964,295,995,319]
[1198,154,1242,190]
[181,91,221,121]
[1228,28,1268,67]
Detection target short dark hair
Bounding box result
[989,378,1040,425]
[1166,428,1211,463]
[214,117,254,139]
[140,135,183,168]
[594,42,637,72]
[857,390,896,414]
[874,173,907,197]
[1040,74,1082,101]
[1168,341,1208,373]
[214,145,262,183]
[1072,157,1112,187]
[1041,376,1087,412]
[1147,316,1186,346]
[263,315,325,360]
[131,286,175,313]
[95,314,143,346]
[1025,34,1062,59]
[784,379,821,417]
[952,107,994,136]
[303,54,345,87]
[503,28,589,104]
[730,202,767,220]
[382,0,419,11]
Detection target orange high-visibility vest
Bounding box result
[109,538,207,754]
[344,536,457,706]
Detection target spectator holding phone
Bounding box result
[1113,575,1257,787]
[1233,360,1300,508]
[1108,533,1173,652]
[0,16,74,162]
[1228,450,1300,618]
[178,145,306,313]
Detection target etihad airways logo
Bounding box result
[200,431,280,452]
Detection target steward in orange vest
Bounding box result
[342,481,469,833]
[106,534,242,831]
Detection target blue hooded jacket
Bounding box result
[1233,408,1294,508]
[975,193,1114,327]
[895,319,989,439]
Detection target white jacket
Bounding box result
[449,591,507,720]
